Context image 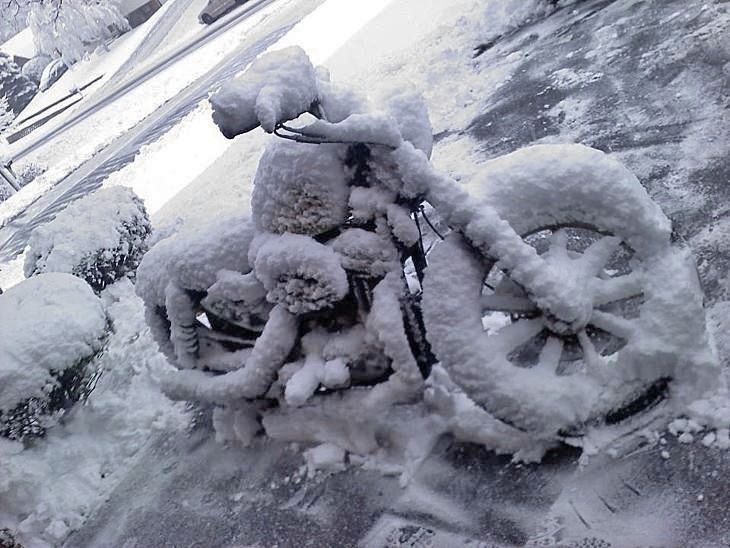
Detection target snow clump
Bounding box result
[330,228,399,277]
[252,233,349,314]
[210,46,318,137]
[24,186,151,293]
[136,214,256,309]
[251,140,349,236]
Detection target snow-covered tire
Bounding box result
[422,145,721,443]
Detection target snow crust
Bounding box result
[0,273,107,413]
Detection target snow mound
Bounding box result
[304,442,347,476]
[210,46,318,137]
[0,273,107,415]
[251,139,349,236]
[24,186,151,292]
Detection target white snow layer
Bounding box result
[161,303,299,402]
[0,273,107,412]
[157,42,725,471]
[252,232,349,314]
[330,228,399,277]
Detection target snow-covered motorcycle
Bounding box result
[136,46,721,459]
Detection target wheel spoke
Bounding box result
[577,330,603,368]
[580,236,621,276]
[481,293,537,313]
[488,318,545,354]
[548,229,569,258]
[592,272,643,305]
[493,274,528,297]
[536,336,564,372]
[589,310,635,340]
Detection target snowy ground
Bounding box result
[1,0,729,546]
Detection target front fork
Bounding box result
[392,141,582,325]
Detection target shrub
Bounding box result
[25,186,152,292]
[0,273,108,441]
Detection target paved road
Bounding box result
[64,1,730,547]
[0,0,324,265]
[101,0,200,91]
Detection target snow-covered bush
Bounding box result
[21,54,52,86]
[0,273,108,441]
[0,279,185,547]
[0,54,36,114]
[14,161,46,187]
[24,186,151,293]
[0,161,46,202]
[0,528,22,548]
[38,57,68,92]
[0,95,14,133]
[0,180,12,202]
